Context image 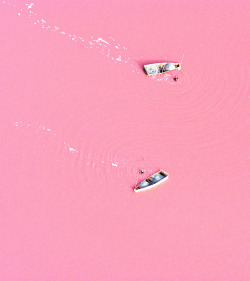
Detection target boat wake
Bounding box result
[1,0,183,82]
[12,121,157,190]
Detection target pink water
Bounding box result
[0,0,249,280]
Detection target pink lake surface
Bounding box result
[0,0,249,280]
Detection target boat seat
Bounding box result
[150,173,165,183]
[139,180,150,189]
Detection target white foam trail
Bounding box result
[1,0,140,69]
[13,122,157,176]
[1,0,182,81]
[94,38,110,45]
[26,3,34,9]
[13,121,79,154]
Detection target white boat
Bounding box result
[134,170,169,192]
[144,62,181,76]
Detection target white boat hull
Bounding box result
[134,170,169,192]
[144,62,181,76]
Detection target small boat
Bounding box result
[144,62,181,76]
[134,170,169,192]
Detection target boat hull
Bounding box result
[144,62,181,76]
[134,170,169,192]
